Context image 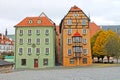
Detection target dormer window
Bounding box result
[28,20,33,24]
[37,20,41,24]
[73,13,79,17]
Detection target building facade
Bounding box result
[100,25,120,35]
[15,13,55,69]
[55,26,60,64]
[60,5,92,66]
[0,33,14,55]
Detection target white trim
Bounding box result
[18,47,23,55]
[36,38,40,45]
[83,38,87,44]
[68,49,72,55]
[36,47,41,55]
[36,29,40,35]
[83,48,88,54]
[45,47,50,55]
[27,47,32,55]
[45,38,50,45]
[67,38,72,44]
[82,29,87,35]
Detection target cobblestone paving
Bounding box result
[0,67,120,80]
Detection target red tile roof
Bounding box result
[70,5,81,12]
[89,22,100,38]
[15,12,55,27]
[73,31,81,37]
[0,34,14,45]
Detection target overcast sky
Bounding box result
[0,0,120,34]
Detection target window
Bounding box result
[28,38,32,45]
[83,49,88,55]
[45,29,49,35]
[73,46,82,53]
[83,38,87,44]
[68,49,72,55]
[19,30,23,35]
[45,48,49,55]
[36,48,40,55]
[68,38,72,44]
[21,59,26,66]
[67,19,72,25]
[68,28,72,34]
[37,20,41,24]
[43,58,48,66]
[36,30,40,35]
[28,30,32,35]
[45,38,49,45]
[19,38,23,45]
[82,19,86,25]
[28,48,32,55]
[70,58,74,64]
[82,29,87,35]
[19,48,23,54]
[83,58,87,64]
[73,37,81,43]
[28,20,33,24]
[73,13,79,17]
[36,38,40,45]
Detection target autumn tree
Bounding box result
[105,30,120,63]
[92,30,108,62]
[91,30,103,58]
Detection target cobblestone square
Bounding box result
[0,67,120,80]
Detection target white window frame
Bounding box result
[28,30,32,35]
[28,38,32,45]
[70,58,74,64]
[19,30,23,35]
[36,48,40,55]
[37,20,41,24]
[73,13,79,17]
[28,20,33,24]
[36,38,40,45]
[45,38,49,45]
[67,19,72,25]
[19,38,23,45]
[45,48,50,55]
[36,30,40,35]
[67,38,72,44]
[67,28,72,35]
[68,49,72,55]
[82,19,86,25]
[73,46,82,53]
[83,48,88,55]
[82,29,87,35]
[18,48,23,55]
[45,29,49,35]
[28,48,32,55]
[73,37,81,43]
[83,38,87,44]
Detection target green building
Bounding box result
[14,13,55,69]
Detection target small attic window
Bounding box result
[28,20,33,24]
[37,20,41,24]
[73,13,79,17]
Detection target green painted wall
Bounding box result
[15,27,55,69]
